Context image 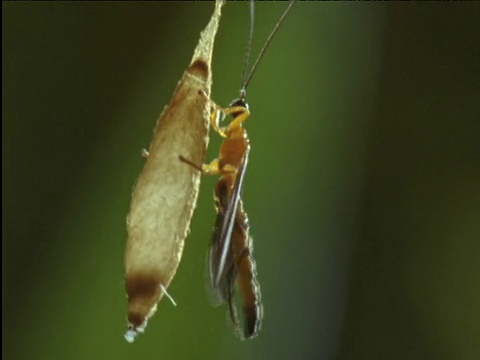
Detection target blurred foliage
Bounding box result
[3,2,480,359]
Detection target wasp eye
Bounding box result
[229,98,248,109]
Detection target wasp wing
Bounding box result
[209,147,250,302]
[209,147,262,338]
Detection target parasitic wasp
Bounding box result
[180,0,296,339]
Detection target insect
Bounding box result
[180,0,296,339]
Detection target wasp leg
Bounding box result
[179,156,237,177]
[224,107,250,132]
[199,90,228,138]
[199,90,250,137]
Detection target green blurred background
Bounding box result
[3,2,480,359]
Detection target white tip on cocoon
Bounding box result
[124,329,137,343]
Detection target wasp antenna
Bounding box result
[240,0,255,99]
[243,0,296,91]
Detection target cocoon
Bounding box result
[124,0,225,343]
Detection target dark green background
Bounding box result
[3,2,480,359]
